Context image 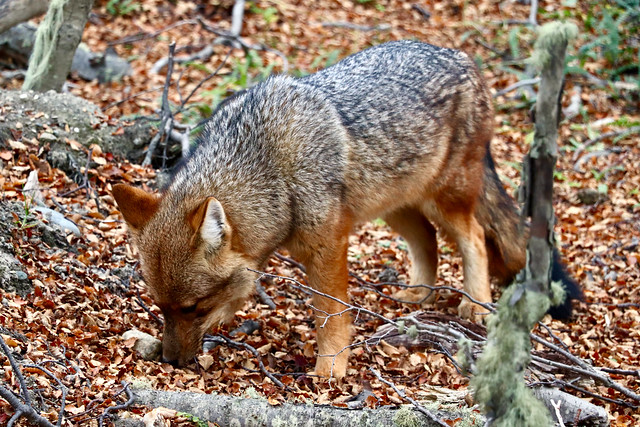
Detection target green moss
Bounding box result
[393,406,421,427]
[529,22,578,71]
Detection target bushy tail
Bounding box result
[475,149,582,319]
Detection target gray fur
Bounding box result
[167,41,491,261]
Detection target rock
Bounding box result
[0,201,32,295]
[122,329,162,361]
[378,267,399,283]
[0,251,31,296]
[576,188,607,205]
[71,44,132,83]
[1,23,131,83]
[0,89,154,173]
[38,132,57,143]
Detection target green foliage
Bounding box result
[201,50,275,112]
[508,27,521,59]
[310,49,342,70]
[106,0,140,16]
[372,217,387,227]
[177,412,208,427]
[611,116,640,128]
[378,239,391,248]
[249,3,279,24]
[14,200,37,230]
[570,1,640,81]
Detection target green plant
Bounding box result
[13,199,37,230]
[249,3,279,24]
[202,50,275,111]
[177,412,208,427]
[570,1,640,81]
[372,218,387,227]
[106,0,140,16]
[309,49,342,70]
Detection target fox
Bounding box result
[113,40,582,379]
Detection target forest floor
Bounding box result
[0,0,639,425]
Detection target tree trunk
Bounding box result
[22,0,93,92]
[0,0,49,35]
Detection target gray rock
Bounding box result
[1,24,131,83]
[576,188,607,205]
[0,201,32,295]
[122,329,162,361]
[0,89,153,173]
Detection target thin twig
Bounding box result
[370,368,449,427]
[98,382,135,427]
[254,279,276,309]
[204,335,286,389]
[274,252,307,273]
[0,335,31,405]
[494,77,540,98]
[136,288,164,327]
[321,21,391,32]
[529,0,539,26]
[177,48,233,109]
[550,399,566,427]
[0,335,56,427]
[573,147,623,172]
[23,364,68,427]
[142,42,177,167]
[530,354,640,403]
[101,85,164,112]
[108,19,199,46]
[571,126,640,162]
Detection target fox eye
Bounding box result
[180,304,197,314]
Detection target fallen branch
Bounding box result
[98,382,135,427]
[0,335,56,427]
[572,125,640,162]
[494,77,540,98]
[573,147,624,172]
[127,388,451,426]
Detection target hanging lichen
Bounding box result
[470,285,552,427]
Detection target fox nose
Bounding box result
[161,356,179,367]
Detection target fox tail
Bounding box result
[475,149,583,319]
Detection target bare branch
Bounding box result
[370,368,449,427]
[203,335,286,389]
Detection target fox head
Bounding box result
[112,184,256,366]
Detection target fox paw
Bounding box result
[313,355,348,379]
[458,299,490,323]
[393,287,436,304]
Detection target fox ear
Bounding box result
[189,197,228,249]
[112,184,160,231]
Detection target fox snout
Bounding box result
[159,295,248,367]
[159,315,203,367]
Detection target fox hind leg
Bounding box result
[384,208,439,303]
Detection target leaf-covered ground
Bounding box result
[1,0,639,425]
